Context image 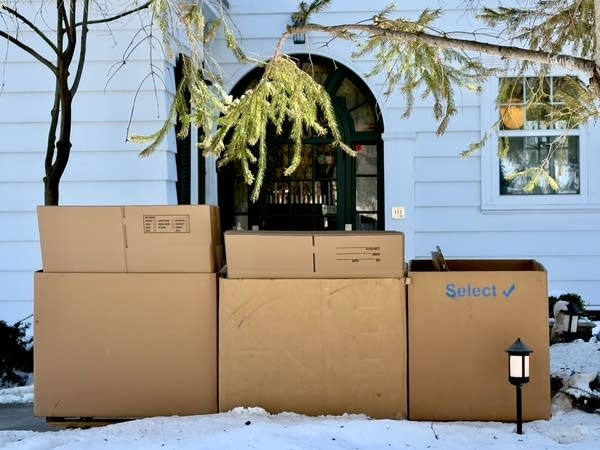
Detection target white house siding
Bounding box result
[0,2,183,325]
[218,0,600,306]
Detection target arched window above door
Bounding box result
[218,55,384,231]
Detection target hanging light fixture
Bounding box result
[292,19,306,45]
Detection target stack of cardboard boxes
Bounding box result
[220,231,408,419]
[34,207,551,421]
[35,205,222,418]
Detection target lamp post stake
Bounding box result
[516,384,523,434]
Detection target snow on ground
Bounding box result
[0,330,598,450]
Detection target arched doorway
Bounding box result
[218,55,384,231]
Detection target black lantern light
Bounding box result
[506,338,532,434]
[562,302,581,335]
[292,19,306,45]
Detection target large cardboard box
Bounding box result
[224,231,405,278]
[407,259,550,421]
[37,205,222,273]
[34,272,217,418]
[219,277,407,419]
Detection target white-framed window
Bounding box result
[481,74,592,211]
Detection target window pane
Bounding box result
[356,177,378,211]
[356,144,377,175]
[499,78,523,103]
[499,136,580,195]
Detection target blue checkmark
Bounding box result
[503,283,516,298]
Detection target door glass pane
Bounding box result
[300,62,329,84]
[356,144,377,175]
[356,177,377,211]
[234,178,248,213]
[350,104,377,132]
[336,78,366,110]
[356,213,378,231]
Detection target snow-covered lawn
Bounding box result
[0,335,598,450]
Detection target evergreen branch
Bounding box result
[297,22,596,76]
[205,56,351,202]
[292,0,332,25]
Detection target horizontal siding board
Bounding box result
[549,281,600,306]
[0,183,44,211]
[0,300,35,327]
[0,272,35,302]
[414,230,600,258]
[0,153,45,182]
[1,90,173,124]
[415,182,480,207]
[1,60,174,94]
[0,242,41,271]
[414,156,481,182]
[0,212,39,241]
[416,131,483,157]
[228,0,468,14]
[0,122,175,153]
[61,151,171,182]
[538,256,600,281]
[1,151,171,182]
[58,180,173,204]
[415,207,600,232]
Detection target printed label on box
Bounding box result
[143,215,190,233]
[446,282,517,299]
[335,246,382,263]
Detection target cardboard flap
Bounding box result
[37,206,126,272]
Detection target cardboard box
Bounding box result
[37,205,222,273]
[34,272,217,418]
[224,231,405,278]
[219,277,407,419]
[407,259,550,421]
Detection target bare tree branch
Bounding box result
[79,0,154,27]
[71,0,90,95]
[0,4,59,52]
[0,29,57,74]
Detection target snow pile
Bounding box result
[550,335,600,413]
[0,332,599,449]
[0,385,33,404]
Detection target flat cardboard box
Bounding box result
[37,205,221,273]
[34,272,217,418]
[224,231,405,278]
[219,277,407,419]
[407,259,550,421]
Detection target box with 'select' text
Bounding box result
[407,259,550,421]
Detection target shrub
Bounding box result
[0,320,33,388]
